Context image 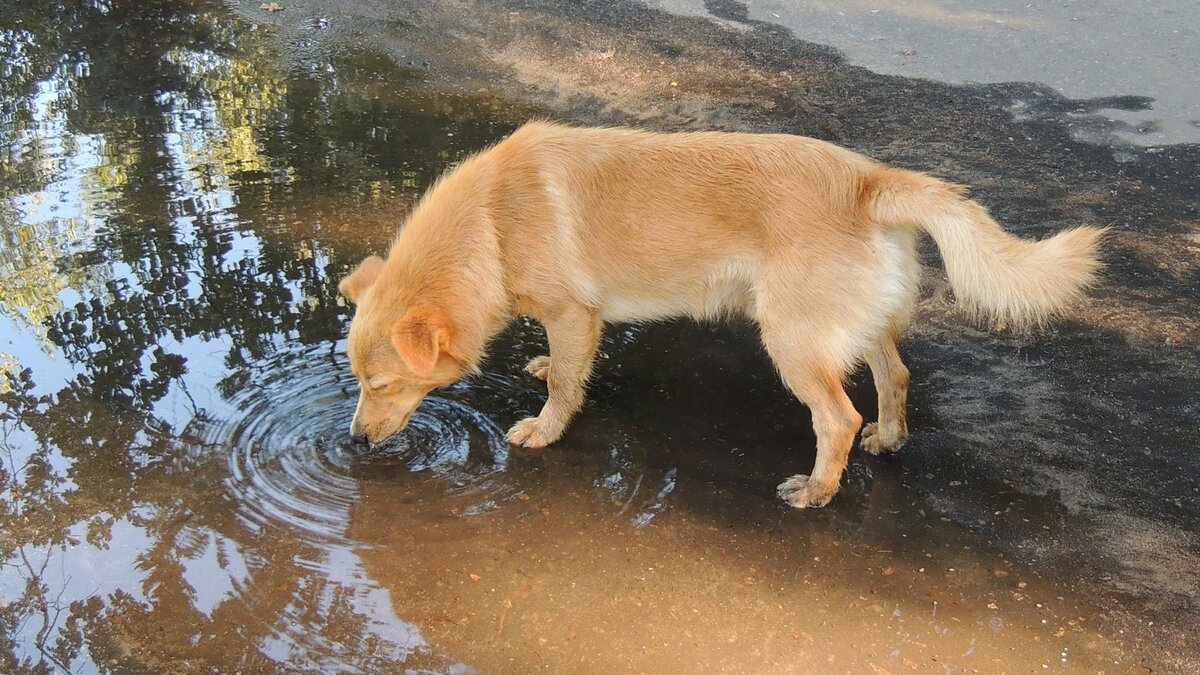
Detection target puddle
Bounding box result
[0,0,1191,672]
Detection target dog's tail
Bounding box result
[864,168,1106,328]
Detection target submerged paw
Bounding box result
[505,416,562,448]
[776,474,836,509]
[859,422,906,455]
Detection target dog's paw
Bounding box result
[859,422,906,456]
[506,416,562,448]
[776,474,837,509]
[525,355,551,381]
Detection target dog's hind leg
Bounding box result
[506,304,601,447]
[761,324,863,508]
[860,326,910,455]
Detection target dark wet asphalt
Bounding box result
[0,0,1196,672]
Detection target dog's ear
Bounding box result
[338,256,385,303]
[391,305,455,378]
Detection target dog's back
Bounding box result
[487,123,897,324]
[485,122,1101,330]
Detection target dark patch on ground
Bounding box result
[702,0,750,24]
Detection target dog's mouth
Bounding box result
[356,411,415,451]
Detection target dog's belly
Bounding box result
[596,258,757,322]
[598,294,692,322]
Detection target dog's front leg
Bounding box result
[506,304,601,447]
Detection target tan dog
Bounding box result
[338,121,1104,508]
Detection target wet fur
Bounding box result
[339,121,1105,508]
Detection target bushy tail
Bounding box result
[865,169,1106,328]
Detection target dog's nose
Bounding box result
[350,432,369,446]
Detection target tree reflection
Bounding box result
[0,0,514,670]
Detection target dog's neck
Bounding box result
[381,160,512,372]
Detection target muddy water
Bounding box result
[0,1,1179,672]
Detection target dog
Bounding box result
[337,121,1104,508]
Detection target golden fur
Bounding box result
[339,121,1105,508]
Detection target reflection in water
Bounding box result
[191,345,434,669]
[0,0,515,670]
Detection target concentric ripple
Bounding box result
[354,389,509,477]
[192,342,517,546]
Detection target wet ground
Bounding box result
[0,0,1196,672]
[652,0,1200,146]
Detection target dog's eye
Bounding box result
[366,376,393,392]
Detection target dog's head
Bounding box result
[338,255,468,445]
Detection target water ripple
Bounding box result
[193,342,517,547]
[182,342,528,669]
